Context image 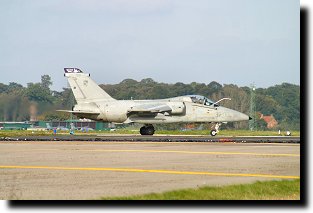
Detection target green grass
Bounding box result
[155,129,300,136]
[96,129,300,137]
[91,129,300,137]
[0,129,300,137]
[100,179,300,200]
[0,130,52,137]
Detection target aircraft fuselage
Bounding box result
[72,97,249,124]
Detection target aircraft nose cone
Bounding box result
[235,112,250,121]
[220,107,251,122]
[241,113,250,121]
[227,108,250,121]
[249,116,252,120]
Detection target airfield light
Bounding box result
[249,84,256,131]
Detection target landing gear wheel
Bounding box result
[210,129,217,136]
[145,127,155,135]
[140,126,146,135]
[140,125,155,135]
[210,123,221,136]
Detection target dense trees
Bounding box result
[0,75,300,130]
[0,75,72,122]
[256,83,300,130]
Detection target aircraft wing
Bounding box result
[56,110,100,115]
[127,104,172,116]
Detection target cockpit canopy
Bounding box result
[186,95,217,107]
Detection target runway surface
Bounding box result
[0,141,300,200]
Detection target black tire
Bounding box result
[140,126,147,135]
[140,126,155,135]
[145,127,155,135]
[210,130,217,136]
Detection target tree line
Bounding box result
[0,75,300,130]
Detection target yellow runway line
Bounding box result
[79,149,300,157]
[0,165,300,179]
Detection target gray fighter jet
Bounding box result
[59,68,251,136]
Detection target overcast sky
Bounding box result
[0,0,299,91]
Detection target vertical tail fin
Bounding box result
[64,68,115,103]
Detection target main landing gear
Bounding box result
[140,124,155,135]
[210,123,221,136]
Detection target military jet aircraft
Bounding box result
[59,68,251,136]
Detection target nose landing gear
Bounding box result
[210,129,217,136]
[140,124,155,135]
[210,123,221,136]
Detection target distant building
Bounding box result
[35,120,112,131]
[0,122,31,130]
[185,123,196,129]
[259,113,278,129]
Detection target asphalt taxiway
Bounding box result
[0,140,300,200]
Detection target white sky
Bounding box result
[0,0,299,91]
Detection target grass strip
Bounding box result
[100,179,300,200]
[0,129,300,137]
